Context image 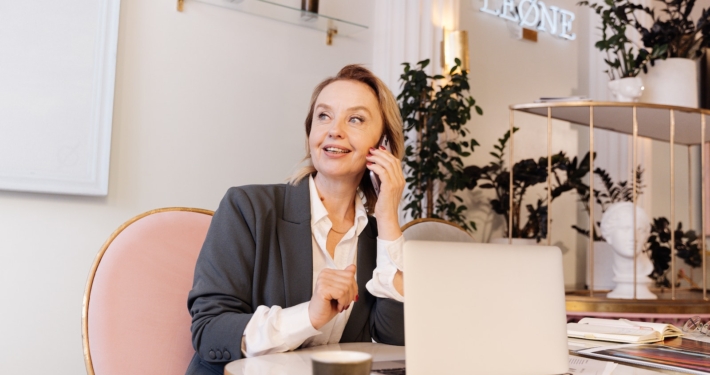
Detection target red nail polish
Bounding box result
[379,146,386,150]
[355,294,359,302]
[370,147,376,151]
[366,162,373,166]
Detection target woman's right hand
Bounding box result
[308,264,358,330]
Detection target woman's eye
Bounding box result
[318,113,329,121]
[349,116,364,124]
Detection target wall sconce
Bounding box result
[441,30,470,73]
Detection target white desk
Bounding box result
[224,342,683,375]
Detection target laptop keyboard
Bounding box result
[372,368,406,375]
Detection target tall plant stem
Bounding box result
[417,89,428,217]
[417,123,424,216]
[426,183,433,217]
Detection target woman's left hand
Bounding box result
[366,146,404,241]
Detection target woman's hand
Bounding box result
[366,146,405,240]
[308,264,358,330]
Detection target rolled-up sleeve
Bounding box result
[241,302,321,357]
[365,235,404,302]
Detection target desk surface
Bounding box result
[224,342,685,375]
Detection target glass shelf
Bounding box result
[188,0,368,38]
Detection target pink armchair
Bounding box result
[82,207,213,375]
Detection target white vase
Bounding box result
[608,77,644,102]
[489,237,538,246]
[641,58,698,107]
[586,241,615,291]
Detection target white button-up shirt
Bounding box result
[240,176,404,357]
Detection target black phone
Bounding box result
[369,135,391,196]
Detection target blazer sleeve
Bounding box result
[370,298,405,346]
[187,187,258,363]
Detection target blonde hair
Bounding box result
[288,65,404,214]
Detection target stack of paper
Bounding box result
[566,356,617,375]
[534,96,591,103]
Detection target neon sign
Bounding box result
[480,0,576,40]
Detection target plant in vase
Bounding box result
[566,153,644,290]
[399,59,483,232]
[463,128,572,242]
[633,0,710,106]
[570,157,645,240]
[578,0,664,101]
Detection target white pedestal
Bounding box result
[607,275,657,299]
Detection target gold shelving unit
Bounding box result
[510,101,710,316]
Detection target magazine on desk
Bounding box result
[576,338,710,375]
[567,318,682,344]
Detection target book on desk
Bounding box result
[567,318,682,344]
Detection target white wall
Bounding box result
[460,0,582,286]
[7,0,700,372]
[0,0,373,373]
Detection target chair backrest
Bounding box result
[401,218,475,243]
[82,207,213,375]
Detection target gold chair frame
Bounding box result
[401,217,474,240]
[81,207,214,375]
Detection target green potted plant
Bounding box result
[634,0,710,106]
[578,0,663,101]
[463,128,572,243]
[398,59,483,232]
[570,157,645,240]
[566,154,645,290]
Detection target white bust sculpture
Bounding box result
[600,202,657,299]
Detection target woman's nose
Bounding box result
[327,116,346,138]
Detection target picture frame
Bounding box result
[0,0,121,196]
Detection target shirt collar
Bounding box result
[309,175,368,236]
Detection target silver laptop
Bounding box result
[374,240,569,375]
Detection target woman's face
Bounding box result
[309,80,384,182]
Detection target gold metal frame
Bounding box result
[81,207,214,375]
[566,290,710,314]
[511,100,710,115]
[509,101,709,305]
[400,217,473,239]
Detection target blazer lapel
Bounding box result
[341,219,378,341]
[278,180,313,307]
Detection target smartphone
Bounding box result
[369,135,391,196]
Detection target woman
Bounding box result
[186,65,406,375]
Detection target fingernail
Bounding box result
[355,294,359,302]
[379,146,386,150]
[370,147,376,151]
[366,162,373,166]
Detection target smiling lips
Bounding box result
[323,146,351,154]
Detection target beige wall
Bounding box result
[3,0,678,372]
[460,0,582,286]
[0,0,373,373]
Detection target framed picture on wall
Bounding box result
[0,0,120,196]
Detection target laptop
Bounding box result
[372,240,569,375]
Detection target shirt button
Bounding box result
[224,350,231,360]
[208,350,216,359]
[216,350,223,360]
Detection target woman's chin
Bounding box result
[314,167,364,183]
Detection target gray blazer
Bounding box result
[185,181,405,375]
